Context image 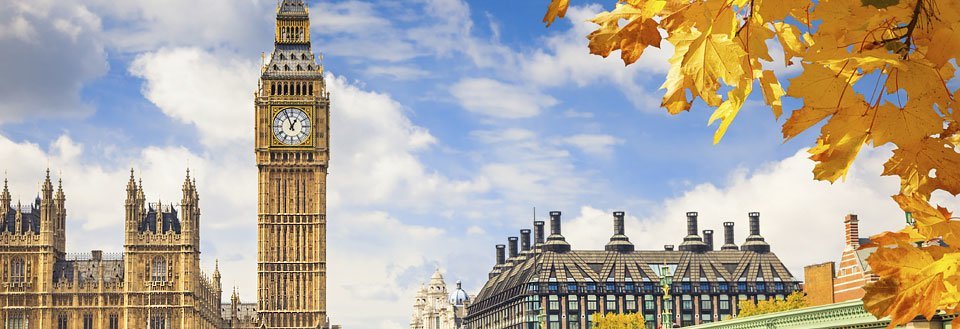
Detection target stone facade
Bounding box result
[255,0,332,328]
[410,270,471,329]
[466,211,802,329]
[0,170,223,329]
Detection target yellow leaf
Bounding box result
[736,21,775,62]
[808,101,872,182]
[771,22,804,61]
[864,244,948,328]
[922,24,960,68]
[885,60,954,113]
[543,0,569,27]
[787,63,862,114]
[619,18,663,65]
[680,32,748,103]
[709,78,753,144]
[884,139,960,196]
[870,103,943,147]
[758,70,785,118]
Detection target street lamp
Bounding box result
[659,266,674,329]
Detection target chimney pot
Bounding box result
[741,212,771,253]
[703,230,714,251]
[91,250,103,261]
[845,214,860,248]
[495,245,506,265]
[549,211,562,235]
[508,237,519,258]
[686,212,699,236]
[721,222,738,250]
[533,221,545,246]
[613,211,626,235]
[520,229,531,252]
[749,212,761,236]
[664,245,675,251]
[606,211,634,252]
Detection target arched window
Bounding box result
[151,256,166,282]
[10,257,24,283]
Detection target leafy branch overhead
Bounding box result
[545,0,960,327]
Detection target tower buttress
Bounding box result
[40,169,54,237]
[53,177,66,255]
[1,176,9,216]
[181,169,200,249]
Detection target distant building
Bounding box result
[465,211,802,329]
[221,288,259,328]
[411,269,471,329]
[804,214,879,306]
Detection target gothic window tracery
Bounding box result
[10,257,24,283]
[151,256,167,283]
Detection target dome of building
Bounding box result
[449,280,469,306]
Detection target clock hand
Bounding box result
[289,119,297,130]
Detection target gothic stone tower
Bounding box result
[255,0,330,328]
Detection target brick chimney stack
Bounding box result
[845,214,860,249]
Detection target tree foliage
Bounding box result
[592,312,647,329]
[737,291,808,317]
[544,0,960,327]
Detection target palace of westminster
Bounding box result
[0,0,333,328]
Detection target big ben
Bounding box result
[255,1,330,328]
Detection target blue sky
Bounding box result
[1,1,953,328]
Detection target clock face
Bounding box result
[272,108,311,145]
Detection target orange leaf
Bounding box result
[543,0,569,27]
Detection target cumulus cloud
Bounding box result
[561,147,959,280]
[85,0,272,53]
[129,48,259,147]
[519,5,671,110]
[450,78,557,119]
[0,1,107,122]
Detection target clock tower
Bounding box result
[255,1,330,328]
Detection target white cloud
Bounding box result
[519,5,671,110]
[364,65,430,80]
[327,75,487,212]
[470,128,589,209]
[563,109,595,118]
[450,78,557,119]
[561,134,624,157]
[560,147,959,280]
[85,0,272,53]
[0,0,106,122]
[129,48,259,147]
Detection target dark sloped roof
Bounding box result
[53,258,125,284]
[279,0,308,16]
[471,248,799,311]
[262,44,323,80]
[138,204,181,234]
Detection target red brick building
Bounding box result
[803,214,879,306]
